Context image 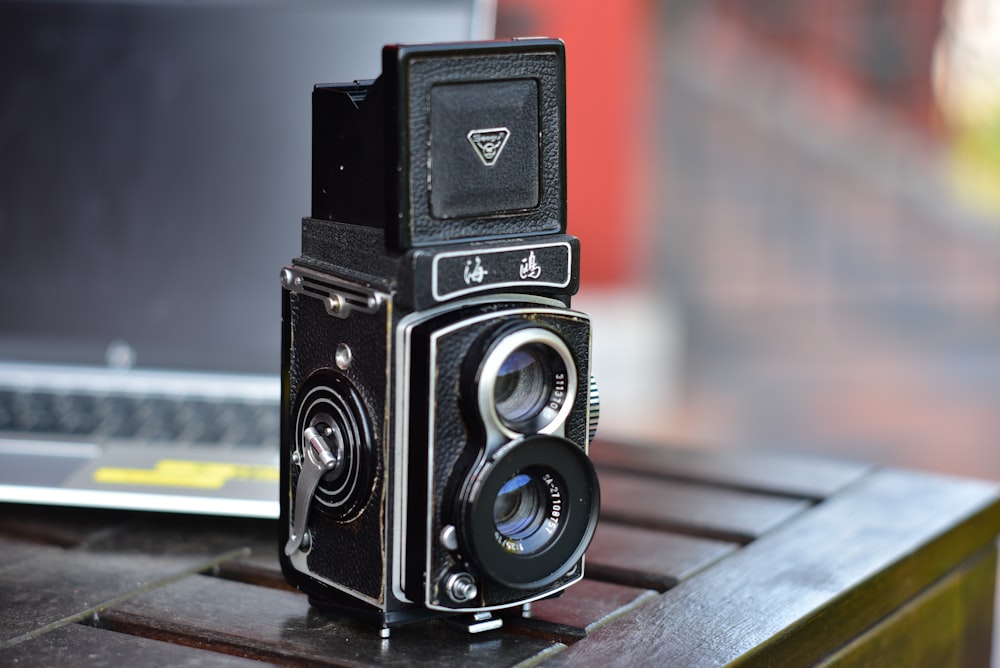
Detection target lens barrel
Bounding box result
[460,434,599,590]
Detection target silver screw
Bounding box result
[440,525,459,551]
[335,343,352,370]
[325,295,343,315]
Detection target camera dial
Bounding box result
[284,420,344,556]
[288,373,374,547]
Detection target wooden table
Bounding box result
[1,440,998,666]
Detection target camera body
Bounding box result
[279,39,600,635]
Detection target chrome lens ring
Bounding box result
[477,327,578,439]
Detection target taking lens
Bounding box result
[460,435,600,590]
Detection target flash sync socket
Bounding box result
[477,326,577,439]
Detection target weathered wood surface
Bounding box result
[0,442,996,667]
[591,439,874,500]
[551,467,1000,667]
[816,548,997,668]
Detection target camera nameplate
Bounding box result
[431,241,573,302]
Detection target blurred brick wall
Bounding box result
[716,0,947,133]
[496,0,656,286]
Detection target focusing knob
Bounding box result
[444,572,479,604]
[588,374,600,445]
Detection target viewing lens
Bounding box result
[475,326,578,438]
[494,346,550,430]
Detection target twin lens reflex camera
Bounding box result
[278,39,601,637]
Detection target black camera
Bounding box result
[278,39,600,637]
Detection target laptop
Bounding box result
[0,0,495,518]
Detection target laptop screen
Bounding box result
[0,0,494,375]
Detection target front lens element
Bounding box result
[494,346,550,429]
[492,469,563,556]
[494,472,544,537]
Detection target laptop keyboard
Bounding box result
[0,389,280,447]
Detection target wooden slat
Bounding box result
[187,483,749,597]
[210,521,730,599]
[500,579,657,643]
[205,518,727,639]
[212,522,295,592]
[585,521,738,591]
[211,521,737,597]
[528,580,657,634]
[599,469,811,543]
[0,548,239,645]
[592,439,872,500]
[0,513,257,645]
[81,512,264,553]
[549,468,1000,667]
[100,574,562,667]
[0,622,274,667]
[0,504,129,547]
[816,547,997,667]
[0,535,52,570]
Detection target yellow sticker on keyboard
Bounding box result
[94,459,279,489]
